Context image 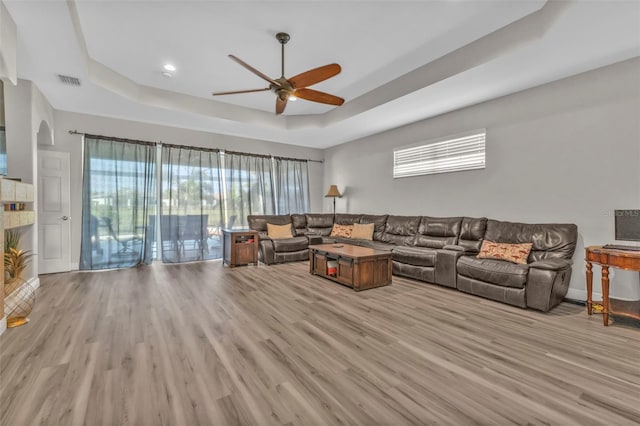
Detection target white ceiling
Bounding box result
[4,0,640,149]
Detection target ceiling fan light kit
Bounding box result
[213,32,344,115]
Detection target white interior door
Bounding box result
[38,150,71,274]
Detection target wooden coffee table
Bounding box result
[309,243,392,291]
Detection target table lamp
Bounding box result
[325,185,342,215]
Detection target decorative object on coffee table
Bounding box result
[324,185,342,216]
[222,229,259,267]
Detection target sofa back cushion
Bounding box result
[485,220,578,261]
[291,214,307,236]
[305,213,335,236]
[458,217,488,252]
[247,215,292,232]
[415,216,462,248]
[334,213,363,225]
[380,215,421,246]
[360,214,388,241]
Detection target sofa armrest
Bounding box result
[529,258,572,271]
[526,259,573,312]
[443,244,477,254]
[257,232,272,241]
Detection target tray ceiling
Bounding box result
[4,0,640,148]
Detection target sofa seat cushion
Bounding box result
[392,246,436,267]
[457,256,529,289]
[272,236,309,253]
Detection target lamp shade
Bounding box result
[325,185,342,198]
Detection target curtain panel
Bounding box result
[79,137,156,270]
[274,158,310,214]
[223,153,275,229]
[161,146,224,263]
[80,140,312,269]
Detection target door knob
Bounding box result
[61,215,69,221]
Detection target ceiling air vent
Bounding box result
[57,74,81,86]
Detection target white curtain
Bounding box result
[223,152,276,229]
[274,158,310,214]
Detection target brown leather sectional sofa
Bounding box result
[247,213,577,312]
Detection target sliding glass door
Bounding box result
[80,137,312,269]
[79,137,156,270]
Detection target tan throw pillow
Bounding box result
[477,240,533,265]
[267,223,293,239]
[351,223,374,240]
[330,224,353,238]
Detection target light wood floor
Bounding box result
[1,261,639,426]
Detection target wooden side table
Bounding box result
[585,246,640,326]
[222,229,258,267]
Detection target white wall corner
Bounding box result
[0,1,18,85]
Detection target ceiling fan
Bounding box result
[213,32,344,115]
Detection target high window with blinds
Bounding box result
[393,130,486,178]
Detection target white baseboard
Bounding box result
[0,316,6,336]
[566,288,588,302]
[566,287,639,302]
[70,262,79,271]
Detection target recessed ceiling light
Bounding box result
[289,95,297,101]
[163,64,176,72]
[162,71,173,78]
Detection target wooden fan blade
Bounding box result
[212,88,270,96]
[289,63,341,88]
[276,96,288,115]
[228,55,281,87]
[294,88,344,106]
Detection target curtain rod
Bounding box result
[68,130,323,163]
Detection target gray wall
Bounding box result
[47,111,324,266]
[324,58,640,301]
[3,79,55,280]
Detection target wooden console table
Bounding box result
[585,246,640,326]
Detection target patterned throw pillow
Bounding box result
[267,223,293,239]
[351,223,374,240]
[330,224,353,238]
[477,240,533,264]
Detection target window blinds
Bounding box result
[393,131,486,178]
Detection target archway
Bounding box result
[36,119,53,146]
